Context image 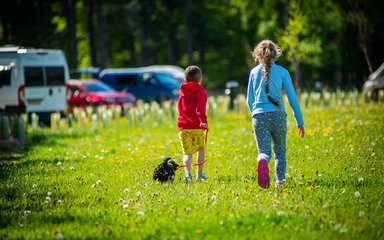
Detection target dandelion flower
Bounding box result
[358,178,364,182]
[354,191,360,197]
[358,211,365,217]
[137,210,144,216]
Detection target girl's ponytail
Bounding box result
[253,40,282,107]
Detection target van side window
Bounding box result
[117,75,137,86]
[142,73,156,85]
[25,67,44,86]
[0,65,12,86]
[46,67,65,86]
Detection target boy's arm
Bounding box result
[196,89,208,127]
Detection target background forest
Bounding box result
[0,0,383,92]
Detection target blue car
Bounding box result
[98,68,180,103]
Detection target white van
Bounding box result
[0,46,69,123]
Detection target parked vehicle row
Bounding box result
[0,45,184,125]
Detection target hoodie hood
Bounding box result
[179,82,204,98]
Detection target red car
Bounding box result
[66,79,136,110]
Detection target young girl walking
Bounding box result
[246,39,305,188]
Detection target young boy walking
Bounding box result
[177,66,208,182]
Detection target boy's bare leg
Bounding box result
[183,154,193,176]
[197,147,205,172]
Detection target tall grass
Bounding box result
[0,94,383,239]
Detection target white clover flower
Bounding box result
[69,166,75,170]
[277,210,285,216]
[137,191,142,197]
[124,188,130,193]
[32,184,37,188]
[354,191,360,197]
[82,156,87,160]
[211,195,217,201]
[122,204,129,209]
[46,196,51,201]
[57,162,62,166]
[329,137,333,141]
[47,192,52,196]
[305,145,309,149]
[372,153,376,157]
[358,211,365,217]
[96,180,101,185]
[57,199,62,203]
[49,148,52,152]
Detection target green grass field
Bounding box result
[1,99,383,239]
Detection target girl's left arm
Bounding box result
[283,70,304,126]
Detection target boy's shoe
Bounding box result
[275,180,286,188]
[257,159,270,188]
[185,174,193,183]
[196,172,208,181]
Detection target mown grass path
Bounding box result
[1,103,383,239]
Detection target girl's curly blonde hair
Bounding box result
[251,40,282,107]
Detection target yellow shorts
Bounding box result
[179,129,205,155]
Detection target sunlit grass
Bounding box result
[0,100,383,239]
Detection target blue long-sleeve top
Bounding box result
[246,63,304,126]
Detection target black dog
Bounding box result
[153,157,179,182]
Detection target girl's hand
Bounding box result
[298,126,305,138]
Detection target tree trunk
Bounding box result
[66,0,78,71]
[85,0,98,67]
[291,53,301,95]
[165,2,178,65]
[96,0,106,68]
[362,45,373,74]
[185,0,193,65]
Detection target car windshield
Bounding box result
[83,81,115,92]
[155,73,179,85]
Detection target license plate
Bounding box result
[27,99,42,105]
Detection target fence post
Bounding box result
[1,115,10,140]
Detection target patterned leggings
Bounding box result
[252,111,287,181]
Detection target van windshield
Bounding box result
[83,81,115,92]
[0,65,12,86]
[155,73,178,85]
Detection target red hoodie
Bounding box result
[177,81,208,131]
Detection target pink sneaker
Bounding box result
[257,159,270,188]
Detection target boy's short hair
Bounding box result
[185,66,202,82]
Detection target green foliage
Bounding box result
[0,98,383,239]
[1,1,384,90]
